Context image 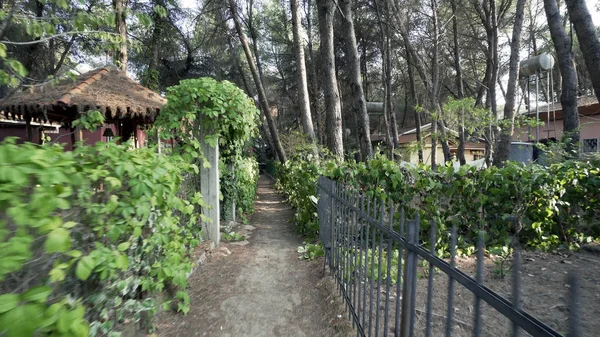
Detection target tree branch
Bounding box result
[1,31,117,45]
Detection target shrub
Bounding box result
[0,139,204,337]
[278,151,599,252]
[221,156,259,221]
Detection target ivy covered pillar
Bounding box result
[200,133,220,247]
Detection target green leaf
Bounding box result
[0,303,44,337]
[0,43,6,58]
[0,294,19,313]
[21,286,52,303]
[49,267,66,282]
[7,59,28,77]
[63,221,78,229]
[117,242,130,251]
[75,256,96,281]
[44,227,71,253]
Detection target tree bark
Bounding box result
[430,0,451,167]
[305,0,323,144]
[113,0,128,72]
[247,0,266,85]
[341,0,372,160]
[230,0,287,163]
[316,0,344,160]
[565,0,600,104]
[384,0,399,151]
[291,0,317,143]
[451,0,467,165]
[406,48,423,163]
[494,0,526,166]
[543,0,580,151]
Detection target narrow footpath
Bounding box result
[153,175,353,337]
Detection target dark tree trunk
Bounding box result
[230,0,287,163]
[113,0,128,72]
[247,0,266,85]
[495,0,526,166]
[403,35,423,163]
[375,0,393,158]
[340,0,372,160]
[316,0,344,160]
[544,0,580,151]
[565,0,600,104]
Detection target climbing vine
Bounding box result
[154,77,260,221]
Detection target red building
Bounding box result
[0,66,165,149]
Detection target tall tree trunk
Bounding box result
[544,0,580,151]
[291,0,317,143]
[144,2,163,90]
[316,0,344,160]
[406,49,422,163]
[23,0,44,79]
[230,0,287,163]
[305,0,323,145]
[384,0,399,151]
[565,0,600,103]
[113,0,128,72]
[430,0,451,166]
[494,0,526,166]
[247,0,266,85]
[451,0,467,165]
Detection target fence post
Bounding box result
[226,161,236,223]
[400,218,419,337]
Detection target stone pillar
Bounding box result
[200,134,220,246]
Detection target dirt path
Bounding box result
[153,176,353,337]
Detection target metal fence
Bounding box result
[316,176,581,337]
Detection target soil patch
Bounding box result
[152,176,353,337]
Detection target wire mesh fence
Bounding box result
[317,176,581,337]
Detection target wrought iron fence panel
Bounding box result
[316,176,581,337]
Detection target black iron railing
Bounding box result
[317,176,581,337]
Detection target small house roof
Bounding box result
[0,66,166,124]
[519,96,600,121]
[372,123,486,150]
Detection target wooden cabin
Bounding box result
[0,66,166,149]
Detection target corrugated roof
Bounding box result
[0,66,166,123]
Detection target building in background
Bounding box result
[0,66,165,149]
[514,96,600,154]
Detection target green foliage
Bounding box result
[156,77,259,160]
[278,149,599,253]
[154,78,260,223]
[0,138,203,336]
[220,156,259,221]
[297,242,325,260]
[489,245,514,278]
[221,232,246,242]
[275,147,329,237]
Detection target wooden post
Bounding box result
[25,116,32,142]
[200,126,220,246]
[70,127,77,150]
